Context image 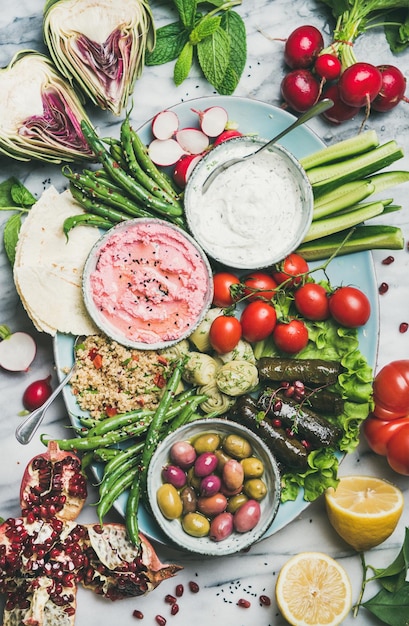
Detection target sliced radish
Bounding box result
[0,326,36,372]
[213,129,243,146]
[151,110,179,140]
[173,153,204,188]
[175,128,210,155]
[148,138,186,166]
[192,106,229,137]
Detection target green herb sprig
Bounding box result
[355,526,409,624]
[0,178,36,265]
[145,0,247,94]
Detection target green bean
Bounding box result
[66,167,156,219]
[121,115,181,209]
[126,472,141,546]
[102,441,145,477]
[164,394,207,434]
[41,428,137,451]
[69,184,128,224]
[130,126,180,201]
[139,359,185,497]
[93,448,122,462]
[99,454,140,500]
[97,466,137,522]
[63,213,113,237]
[81,119,183,217]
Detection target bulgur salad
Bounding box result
[69,335,173,419]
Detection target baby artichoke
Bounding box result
[0,50,93,163]
[43,0,156,115]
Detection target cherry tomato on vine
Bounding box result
[209,315,242,354]
[372,360,409,420]
[272,319,309,354]
[362,414,409,456]
[240,301,277,342]
[386,424,409,475]
[272,253,309,287]
[212,272,240,307]
[328,286,371,328]
[294,283,330,320]
[243,272,277,301]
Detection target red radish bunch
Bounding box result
[148,106,241,187]
[279,24,408,124]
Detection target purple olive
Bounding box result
[170,440,197,469]
[161,464,187,489]
[200,474,222,497]
[194,452,218,477]
[210,512,234,542]
[233,499,261,533]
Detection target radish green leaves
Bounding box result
[145,0,247,94]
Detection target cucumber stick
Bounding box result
[300,130,379,171]
[296,225,404,261]
[307,141,404,196]
[303,201,385,243]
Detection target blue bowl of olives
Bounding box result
[147,418,281,556]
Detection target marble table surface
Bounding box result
[1,1,409,624]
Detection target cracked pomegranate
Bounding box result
[0,442,182,625]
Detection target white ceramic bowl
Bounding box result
[184,137,314,270]
[82,218,213,350]
[147,418,281,557]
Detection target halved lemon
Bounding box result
[275,552,352,626]
[325,475,404,552]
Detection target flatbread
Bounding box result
[13,186,101,336]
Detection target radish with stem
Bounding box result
[0,325,36,372]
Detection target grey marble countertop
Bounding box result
[1,1,409,625]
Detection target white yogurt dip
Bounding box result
[184,138,313,269]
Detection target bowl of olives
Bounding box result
[147,418,281,556]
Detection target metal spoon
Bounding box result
[201,98,334,194]
[15,336,83,445]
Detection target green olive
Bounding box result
[214,448,231,471]
[226,493,248,514]
[193,432,221,454]
[223,434,252,459]
[182,512,210,537]
[241,456,265,478]
[156,484,183,520]
[187,466,201,490]
[243,478,267,501]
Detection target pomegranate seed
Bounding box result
[237,598,251,608]
[271,418,282,428]
[259,594,271,606]
[379,282,389,294]
[399,322,409,333]
[170,603,179,616]
[155,615,166,626]
[189,580,200,593]
[132,609,144,619]
[175,583,184,597]
[382,255,395,265]
[165,594,176,604]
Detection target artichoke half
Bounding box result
[0,50,94,163]
[43,0,156,116]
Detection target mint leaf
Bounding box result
[362,583,409,626]
[174,0,197,28]
[190,15,221,43]
[197,27,230,89]
[145,21,189,65]
[11,181,36,208]
[216,10,246,94]
[174,41,194,85]
[3,212,21,266]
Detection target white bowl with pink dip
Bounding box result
[82,218,214,350]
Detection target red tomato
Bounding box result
[386,423,409,475]
[362,414,409,456]
[240,301,277,342]
[328,286,371,328]
[272,319,309,354]
[373,360,409,420]
[212,272,240,307]
[294,283,330,320]
[272,253,309,287]
[243,272,277,301]
[209,315,242,354]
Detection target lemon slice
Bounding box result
[325,475,404,552]
[275,552,352,626]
